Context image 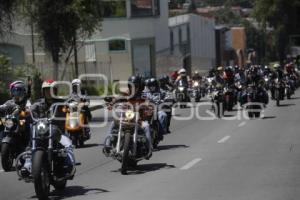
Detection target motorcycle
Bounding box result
[1,107,28,171]
[223,84,236,112]
[206,77,216,96]
[211,86,225,118]
[263,75,272,91]
[273,78,284,106]
[104,98,151,175]
[242,85,268,119]
[175,80,190,108]
[63,101,89,148]
[23,106,74,200]
[0,118,4,152]
[190,80,201,102]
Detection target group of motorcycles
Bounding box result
[173,65,299,118]
[0,64,298,200]
[0,98,90,199]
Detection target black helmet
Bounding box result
[148,78,159,92]
[128,75,142,95]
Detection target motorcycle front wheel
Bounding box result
[1,143,14,171]
[121,132,131,175]
[32,150,50,200]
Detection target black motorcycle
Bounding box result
[1,108,29,171]
[175,80,190,108]
[190,80,201,102]
[103,98,151,175]
[242,85,268,119]
[211,86,225,118]
[273,78,284,106]
[27,107,73,200]
[223,84,236,112]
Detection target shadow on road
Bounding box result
[290,96,300,100]
[111,163,175,175]
[30,186,109,200]
[126,163,176,175]
[157,144,189,151]
[277,103,295,107]
[261,116,276,120]
[78,143,99,149]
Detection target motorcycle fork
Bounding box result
[116,114,123,154]
[133,113,139,157]
[48,124,53,170]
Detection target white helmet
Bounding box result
[178,68,186,75]
[273,63,280,69]
[72,79,81,86]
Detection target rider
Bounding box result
[30,80,76,178]
[103,76,153,159]
[192,71,202,82]
[270,64,284,99]
[67,79,92,139]
[143,78,169,135]
[175,68,190,86]
[215,66,225,86]
[159,75,173,92]
[0,81,31,151]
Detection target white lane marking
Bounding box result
[180,158,202,170]
[238,121,246,127]
[217,135,231,144]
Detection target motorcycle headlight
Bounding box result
[5,119,14,129]
[178,87,184,91]
[264,78,269,82]
[125,110,135,121]
[193,82,199,87]
[36,121,48,136]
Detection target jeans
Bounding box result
[158,111,168,136]
[105,120,152,149]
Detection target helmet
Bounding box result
[71,79,81,86]
[148,78,159,92]
[42,79,56,89]
[42,79,57,101]
[10,81,26,103]
[273,63,280,69]
[217,66,224,71]
[71,79,81,94]
[178,68,186,75]
[128,76,142,95]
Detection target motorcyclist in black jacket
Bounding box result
[0,81,31,146]
[30,80,76,177]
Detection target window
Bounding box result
[131,0,160,17]
[109,40,126,51]
[179,28,182,46]
[85,44,96,62]
[101,0,126,18]
[170,30,174,53]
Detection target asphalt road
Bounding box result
[1,90,300,200]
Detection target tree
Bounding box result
[253,0,300,63]
[0,0,18,37]
[27,0,103,80]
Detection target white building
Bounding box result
[159,14,216,75]
[76,0,170,82]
